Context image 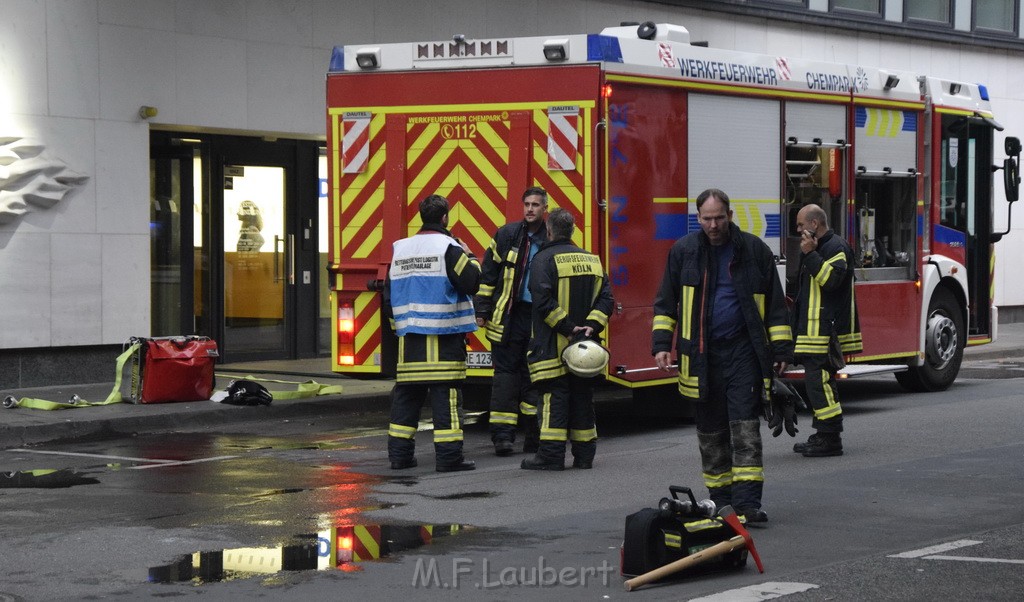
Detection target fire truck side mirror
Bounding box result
[1005,136,1021,157]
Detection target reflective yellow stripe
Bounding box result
[540,427,568,440]
[433,428,464,443]
[519,401,537,415]
[396,369,466,382]
[448,388,460,430]
[703,471,733,489]
[586,309,609,326]
[653,314,676,332]
[814,252,845,287]
[388,423,417,439]
[478,283,495,296]
[815,369,843,420]
[683,519,722,532]
[453,253,469,275]
[544,306,568,328]
[754,293,765,319]
[570,428,597,441]
[663,531,682,548]
[490,411,518,425]
[680,285,694,339]
[769,324,793,342]
[733,466,764,483]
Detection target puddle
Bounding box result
[149,522,467,583]
[0,469,100,488]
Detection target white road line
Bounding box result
[127,455,238,469]
[922,555,1024,565]
[8,448,177,464]
[688,582,819,601]
[889,540,984,558]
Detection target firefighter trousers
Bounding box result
[694,334,765,511]
[387,380,466,466]
[535,375,597,463]
[800,354,843,432]
[489,303,539,444]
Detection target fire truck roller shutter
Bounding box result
[688,94,782,256]
[855,106,917,174]
[785,101,847,149]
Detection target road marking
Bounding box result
[7,448,237,468]
[688,582,819,601]
[923,555,1024,565]
[889,540,983,558]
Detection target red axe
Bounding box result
[623,505,764,592]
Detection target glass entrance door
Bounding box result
[222,165,289,355]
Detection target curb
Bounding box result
[0,392,392,449]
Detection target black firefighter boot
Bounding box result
[801,432,843,457]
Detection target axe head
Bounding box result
[718,505,764,573]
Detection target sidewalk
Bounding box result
[2,323,1023,449]
[0,358,395,449]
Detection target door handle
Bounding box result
[288,234,296,285]
[273,235,283,283]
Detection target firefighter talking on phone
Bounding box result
[791,203,862,457]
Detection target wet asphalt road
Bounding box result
[1,360,1022,601]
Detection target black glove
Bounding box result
[223,380,273,406]
[768,378,800,437]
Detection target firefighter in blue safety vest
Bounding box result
[521,208,614,471]
[652,188,793,523]
[383,194,481,472]
[791,203,862,457]
[475,187,548,457]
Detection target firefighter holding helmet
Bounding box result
[382,194,481,473]
[652,188,793,523]
[475,187,549,457]
[522,208,614,471]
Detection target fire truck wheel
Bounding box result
[896,286,964,392]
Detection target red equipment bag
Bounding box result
[127,336,219,404]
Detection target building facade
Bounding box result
[2,0,1022,386]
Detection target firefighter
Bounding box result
[521,208,614,471]
[475,187,548,456]
[791,203,862,457]
[382,195,481,472]
[652,188,793,523]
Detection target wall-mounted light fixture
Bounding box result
[355,47,381,69]
[138,106,158,119]
[949,83,962,95]
[543,39,570,62]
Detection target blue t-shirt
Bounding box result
[519,230,542,302]
[709,241,743,341]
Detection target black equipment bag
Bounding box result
[621,487,747,577]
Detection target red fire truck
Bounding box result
[325,22,1020,394]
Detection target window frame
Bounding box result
[904,0,954,27]
[973,0,1019,35]
[830,0,885,17]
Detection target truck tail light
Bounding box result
[338,302,356,365]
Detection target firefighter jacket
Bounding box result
[383,223,481,382]
[652,223,793,401]
[475,219,547,344]
[793,229,863,356]
[527,238,614,383]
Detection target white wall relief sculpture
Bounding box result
[0,136,89,225]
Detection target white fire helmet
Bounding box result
[561,339,610,378]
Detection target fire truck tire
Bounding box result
[896,286,964,392]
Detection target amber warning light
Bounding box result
[337,303,356,365]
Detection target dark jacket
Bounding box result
[476,220,547,344]
[652,223,793,401]
[793,229,863,356]
[383,223,481,382]
[527,238,614,382]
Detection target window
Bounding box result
[832,0,882,14]
[975,0,1016,33]
[905,0,952,24]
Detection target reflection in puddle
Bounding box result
[149,522,466,583]
[0,469,99,488]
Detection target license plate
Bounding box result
[466,351,492,368]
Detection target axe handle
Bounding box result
[623,535,746,592]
